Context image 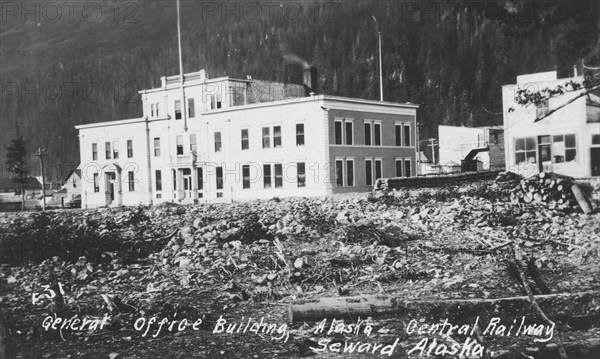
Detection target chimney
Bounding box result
[303,66,318,96]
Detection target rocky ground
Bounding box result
[1,180,599,359]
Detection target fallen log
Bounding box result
[288,295,400,322]
[288,290,600,323]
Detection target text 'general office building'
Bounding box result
[75,69,418,208]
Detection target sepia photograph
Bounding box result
[0,0,599,358]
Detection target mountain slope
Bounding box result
[0,0,597,181]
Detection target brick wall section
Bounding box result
[247,81,305,103]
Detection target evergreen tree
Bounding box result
[5,128,28,211]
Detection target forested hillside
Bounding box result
[0,0,597,181]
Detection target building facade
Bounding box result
[75,70,418,208]
[438,125,505,172]
[502,71,600,178]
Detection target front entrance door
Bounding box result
[538,135,552,173]
[105,172,116,205]
[592,148,600,176]
[182,169,192,199]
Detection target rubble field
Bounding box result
[1,178,599,359]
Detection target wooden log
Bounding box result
[533,193,543,202]
[571,184,593,214]
[523,193,533,203]
[288,291,600,323]
[288,295,401,322]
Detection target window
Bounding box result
[262,127,270,148]
[242,165,251,189]
[364,123,372,146]
[214,132,222,152]
[273,126,282,147]
[375,159,383,180]
[128,171,135,192]
[127,140,133,158]
[345,122,353,145]
[93,173,99,193]
[592,134,600,145]
[176,135,184,155]
[241,129,249,150]
[197,168,203,190]
[374,123,382,146]
[216,167,223,190]
[175,100,182,120]
[153,138,161,157]
[334,120,343,144]
[155,170,162,191]
[296,124,305,146]
[210,94,222,110]
[346,159,354,187]
[515,137,536,164]
[365,159,373,186]
[189,134,197,153]
[335,160,344,187]
[112,141,119,159]
[274,164,283,188]
[105,142,111,160]
[404,159,412,177]
[395,125,402,146]
[151,103,160,117]
[188,98,195,118]
[552,134,577,163]
[92,143,97,160]
[263,164,272,188]
[297,162,306,187]
[536,99,549,118]
[404,124,411,146]
[396,159,403,177]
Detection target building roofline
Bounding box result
[139,76,250,95]
[199,95,419,116]
[75,117,164,130]
[502,75,585,88]
[75,96,418,130]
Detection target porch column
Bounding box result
[177,169,184,201]
[191,164,198,202]
[116,170,123,206]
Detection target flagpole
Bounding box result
[177,0,187,131]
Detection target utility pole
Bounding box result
[416,124,420,176]
[372,15,383,101]
[428,138,438,164]
[35,148,47,210]
[176,0,188,132]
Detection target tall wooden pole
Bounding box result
[177,0,187,132]
[35,148,47,210]
[372,15,383,101]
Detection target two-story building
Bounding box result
[502,71,600,178]
[75,69,418,208]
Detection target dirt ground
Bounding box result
[1,180,599,358]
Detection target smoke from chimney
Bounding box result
[282,53,318,96]
[303,66,318,96]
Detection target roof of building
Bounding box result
[64,169,82,182]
